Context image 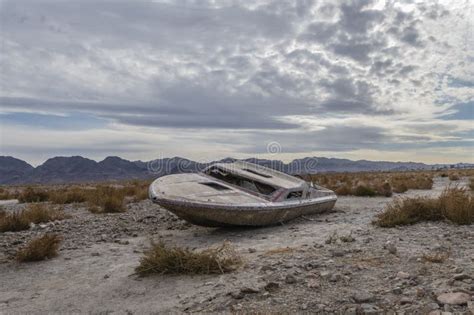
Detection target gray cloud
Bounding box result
[0,0,472,163]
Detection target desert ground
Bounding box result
[0,176,473,314]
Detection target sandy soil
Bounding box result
[0,177,473,314]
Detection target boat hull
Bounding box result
[152,196,337,227]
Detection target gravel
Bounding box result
[0,176,473,313]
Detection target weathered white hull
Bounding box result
[151,195,336,227]
[149,161,337,227]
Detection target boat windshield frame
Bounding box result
[203,165,282,200]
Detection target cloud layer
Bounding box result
[0,0,473,165]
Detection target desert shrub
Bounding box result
[131,187,149,202]
[438,187,474,225]
[0,204,68,232]
[353,185,376,197]
[23,203,68,223]
[412,177,434,190]
[373,197,440,227]
[86,186,126,213]
[48,188,87,204]
[121,180,150,202]
[309,170,436,197]
[0,188,17,200]
[335,185,352,196]
[448,173,460,181]
[16,234,62,262]
[392,182,408,193]
[373,187,473,227]
[0,211,30,232]
[439,173,448,178]
[102,195,125,213]
[18,187,49,203]
[135,241,241,276]
[470,178,474,191]
[376,182,393,197]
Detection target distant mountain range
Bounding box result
[0,155,472,185]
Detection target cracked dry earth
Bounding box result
[0,177,473,314]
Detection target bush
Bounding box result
[16,234,62,262]
[102,195,126,213]
[373,197,440,227]
[87,187,126,213]
[135,241,242,276]
[24,203,68,223]
[448,173,460,181]
[373,187,473,227]
[121,180,150,202]
[438,187,474,225]
[353,185,376,197]
[18,187,49,203]
[376,182,393,197]
[0,211,30,232]
[0,204,68,232]
[470,178,474,191]
[392,182,408,193]
[335,185,352,196]
[0,188,17,200]
[413,177,433,190]
[16,182,148,209]
[48,188,87,204]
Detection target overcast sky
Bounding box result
[0,0,473,165]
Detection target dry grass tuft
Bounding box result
[48,188,87,204]
[353,185,376,197]
[310,170,442,197]
[16,234,62,262]
[0,211,30,232]
[376,182,393,197]
[325,231,355,244]
[0,203,68,232]
[448,173,460,181]
[373,187,474,227]
[14,181,150,213]
[335,185,352,196]
[339,232,356,243]
[421,251,450,263]
[438,187,474,225]
[18,187,49,203]
[0,187,18,200]
[23,203,68,223]
[392,182,408,193]
[86,186,126,213]
[135,241,241,276]
[121,180,151,202]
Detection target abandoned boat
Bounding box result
[149,161,337,227]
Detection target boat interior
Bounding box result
[203,163,333,202]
